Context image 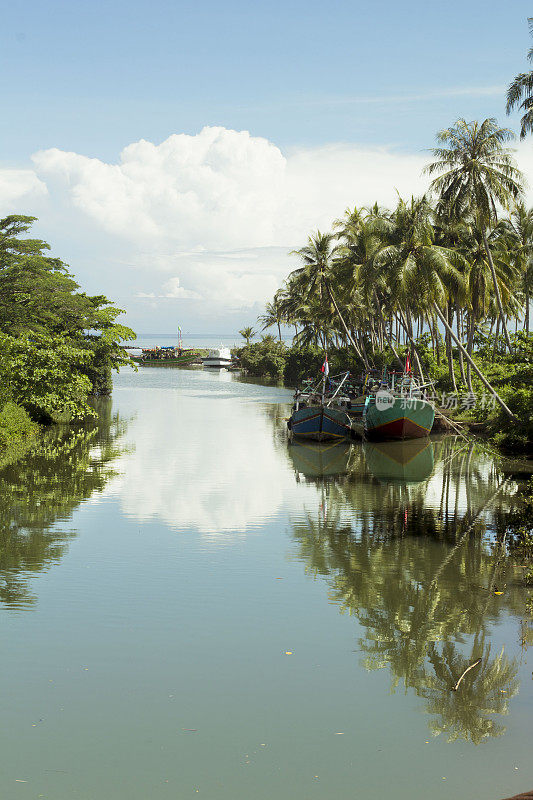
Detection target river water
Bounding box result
[1,367,531,800]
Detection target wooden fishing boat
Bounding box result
[363,372,435,440]
[288,368,352,442]
[288,404,352,441]
[129,347,204,366]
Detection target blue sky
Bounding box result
[1,0,531,334]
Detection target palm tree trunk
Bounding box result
[481,230,513,352]
[493,317,500,358]
[324,279,369,368]
[433,303,517,421]
[465,314,475,395]
[397,308,425,380]
[446,303,457,392]
[277,320,282,342]
[526,284,530,336]
[374,293,403,368]
[457,308,466,385]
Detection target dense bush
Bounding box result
[0,333,95,424]
[0,402,38,448]
[234,337,287,379]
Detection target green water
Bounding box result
[0,367,531,800]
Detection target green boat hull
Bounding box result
[364,396,435,440]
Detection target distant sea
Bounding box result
[123,333,293,350]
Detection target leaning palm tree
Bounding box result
[290,231,369,366]
[506,18,533,139]
[372,196,518,419]
[238,326,255,346]
[425,118,524,352]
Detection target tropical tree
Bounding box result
[238,326,255,345]
[506,18,533,139]
[502,202,533,335]
[425,118,524,352]
[257,296,283,341]
[289,231,369,366]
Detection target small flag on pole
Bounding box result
[405,352,411,374]
[321,356,329,376]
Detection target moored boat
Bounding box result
[363,371,435,440]
[202,347,233,368]
[288,365,352,442]
[288,404,352,441]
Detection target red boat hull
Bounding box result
[365,417,430,440]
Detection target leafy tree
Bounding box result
[0,333,94,423]
[0,215,135,401]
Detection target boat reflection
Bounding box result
[288,441,351,482]
[363,438,434,484]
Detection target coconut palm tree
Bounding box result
[238,326,255,345]
[506,18,533,139]
[425,118,524,352]
[502,202,533,335]
[455,219,518,392]
[257,295,283,341]
[368,195,518,418]
[290,231,370,366]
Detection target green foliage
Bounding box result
[235,336,287,379]
[0,332,95,423]
[0,215,136,400]
[0,402,38,466]
[0,215,136,456]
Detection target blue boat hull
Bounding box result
[288,405,352,441]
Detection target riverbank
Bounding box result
[0,215,134,460]
[233,333,533,455]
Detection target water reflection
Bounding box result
[0,400,127,608]
[105,391,304,536]
[288,436,523,743]
[363,439,434,483]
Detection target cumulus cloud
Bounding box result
[160,277,202,299]
[32,128,434,251]
[0,169,48,215]
[33,127,286,249]
[25,126,533,315]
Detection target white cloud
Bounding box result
[0,169,48,215]
[33,127,286,250]
[22,126,533,317]
[160,277,202,300]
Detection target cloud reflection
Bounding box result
[106,386,313,537]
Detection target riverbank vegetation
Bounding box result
[0,215,134,456]
[236,117,532,454]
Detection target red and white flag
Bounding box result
[405,352,411,374]
[321,356,329,376]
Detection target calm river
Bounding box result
[1,367,531,800]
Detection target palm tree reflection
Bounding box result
[288,437,522,743]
